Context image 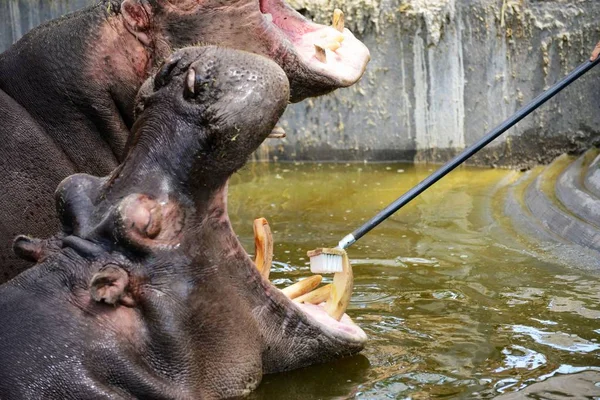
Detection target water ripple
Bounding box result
[509,325,600,353]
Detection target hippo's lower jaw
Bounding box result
[296,303,367,344]
[257,0,370,101]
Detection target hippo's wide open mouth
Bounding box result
[258,0,370,90]
[252,219,367,348]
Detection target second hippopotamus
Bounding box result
[0,46,366,399]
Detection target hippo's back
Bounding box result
[0,89,76,283]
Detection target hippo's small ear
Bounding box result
[90,265,134,307]
[121,0,153,46]
[55,174,103,237]
[13,235,45,262]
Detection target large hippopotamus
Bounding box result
[0,46,366,399]
[0,0,370,282]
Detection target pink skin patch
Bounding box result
[259,0,370,86]
[296,302,368,342]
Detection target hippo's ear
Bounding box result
[13,236,46,262]
[90,265,134,307]
[121,0,153,46]
[55,174,104,237]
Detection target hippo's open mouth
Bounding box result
[258,0,370,94]
[251,219,367,354]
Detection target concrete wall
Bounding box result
[262,0,600,167]
[2,0,600,167]
[0,0,92,51]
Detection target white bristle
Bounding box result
[310,253,344,273]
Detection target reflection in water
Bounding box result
[229,163,600,398]
[509,325,600,353]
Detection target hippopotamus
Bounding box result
[0,46,367,399]
[0,0,370,283]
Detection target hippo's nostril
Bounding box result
[154,54,183,91]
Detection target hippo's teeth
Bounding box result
[332,9,345,32]
[264,13,273,23]
[293,284,332,304]
[186,68,196,95]
[268,126,286,139]
[253,218,273,279]
[281,275,322,299]
[314,44,327,63]
[323,41,341,52]
[324,251,353,321]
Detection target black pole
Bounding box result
[341,56,600,249]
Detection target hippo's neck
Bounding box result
[101,116,259,276]
[0,1,160,174]
[105,110,234,204]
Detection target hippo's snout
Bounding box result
[183,47,290,138]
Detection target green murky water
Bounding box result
[228,162,600,399]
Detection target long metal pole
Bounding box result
[339,56,600,250]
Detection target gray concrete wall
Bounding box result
[0,0,93,51]
[260,0,600,167]
[2,0,600,167]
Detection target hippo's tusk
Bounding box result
[322,41,341,52]
[293,283,332,304]
[281,275,322,299]
[186,68,196,95]
[268,126,286,139]
[253,218,273,279]
[314,44,327,63]
[332,9,344,32]
[324,251,353,321]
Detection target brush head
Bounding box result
[308,248,345,273]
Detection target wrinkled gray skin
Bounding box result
[0,46,366,399]
[0,0,369,283]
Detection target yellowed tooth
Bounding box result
[186,68,196,95]
[293,284,332,304]
[314,44,327,63]
[323,41,341,52]
[324,250,353,321]
[253,218,273,280]
[281,275,322,299]
[268,126,286,139]
[332,9,344,32]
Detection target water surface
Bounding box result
[228,162,600,399]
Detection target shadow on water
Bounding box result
[230,162,600,399]
[248,355,371,400]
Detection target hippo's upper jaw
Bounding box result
[256,0,371,101]
[2,46,365,399]
[151,0,370,102]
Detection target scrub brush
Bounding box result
[310,53,600,273]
